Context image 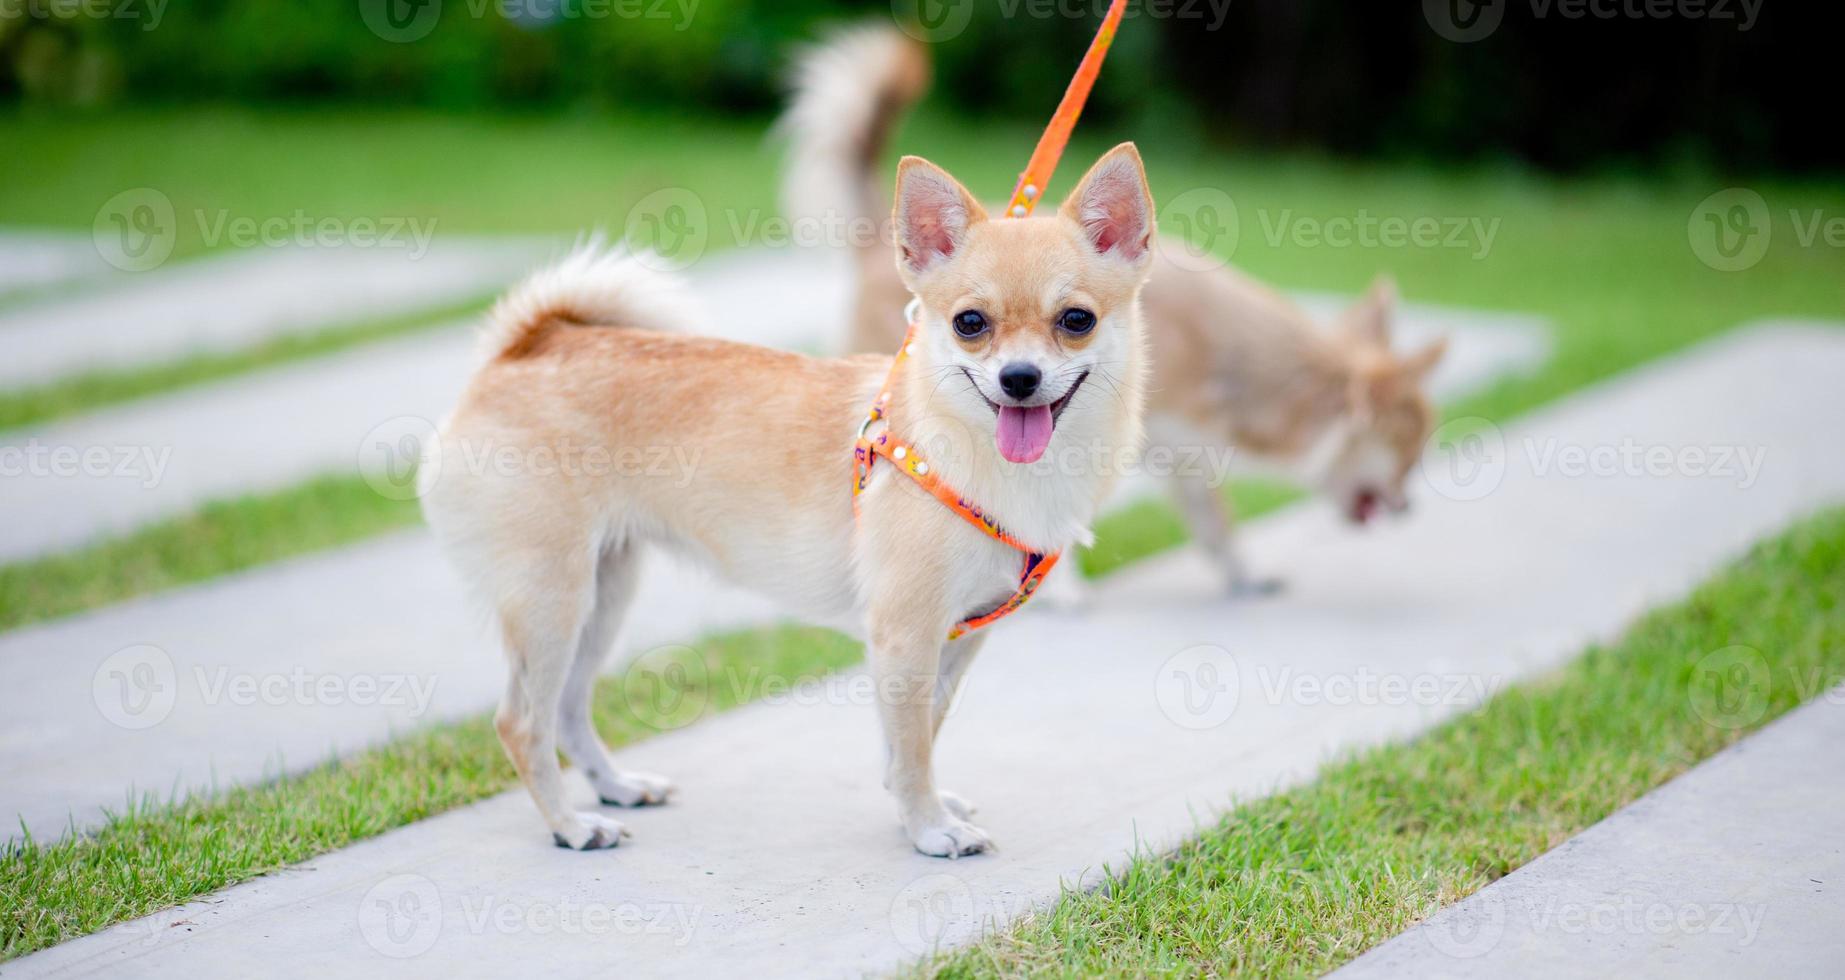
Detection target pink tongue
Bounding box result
[995,405,1054,463]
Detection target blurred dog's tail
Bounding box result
[777,24,931,245]
[484,242,704,360]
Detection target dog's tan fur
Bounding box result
[782,25,1447,590]
[422,146,1156,855]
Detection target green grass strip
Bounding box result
[0,292,493,432]
[0,625,862,960]
[0,476,422,633]
[920,506,1845,978]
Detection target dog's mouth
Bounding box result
[966,369,1088,465]
[1348,488,1380,525]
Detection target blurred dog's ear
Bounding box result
[893,156,987,276]
[1060,142,1155,266]
[1340,275,1397,347]
[1400,336,1449,381]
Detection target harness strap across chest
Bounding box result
[852,318,1062,641]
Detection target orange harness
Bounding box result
[852,314,1063,640]
[850,0,1126,640]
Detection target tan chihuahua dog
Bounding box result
[421,145,1155,856]
[783,26,1446,592]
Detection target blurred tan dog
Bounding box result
[421,145,1156,856]
[783,26,1446,593]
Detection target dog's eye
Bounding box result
[952,310,989,339]
[1058,308,1097,336]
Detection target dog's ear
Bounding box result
[1340,276,1397,347]
[1060,142,1155,266]
[1400,336,1448,382]
[893,156,987,276]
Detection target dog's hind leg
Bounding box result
[494,545,630,851]
[1170,470,1280,596]
[559,543,674,809]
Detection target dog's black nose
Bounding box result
[998,363,1041,401]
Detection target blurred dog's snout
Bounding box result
[998,363,1041,401]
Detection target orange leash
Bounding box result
[855,3,1127,640]
[1003,0,1130,219]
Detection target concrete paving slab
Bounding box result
[10,322,1842,977]
[1334,689,1845,979]
[0,239,552,390]
[0,231,115,299]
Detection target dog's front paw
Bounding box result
[908,814,992,858]
[551,812,631,851]
[595,770,674,807]
[939,789,978,821]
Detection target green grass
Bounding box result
[923,506,1845,978]
[0,624,862,959]
[0,292,492,431]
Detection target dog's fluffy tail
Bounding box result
[777,24,930,242]
[484,242,704,359]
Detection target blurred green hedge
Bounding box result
[3,1,1837,172]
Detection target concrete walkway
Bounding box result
[11,323,1842,977]
[1335,689,1845,979]
[0,232,114,300]
[0,254,1542,563]
[0,277,1542,841]
[0,238,552,390]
